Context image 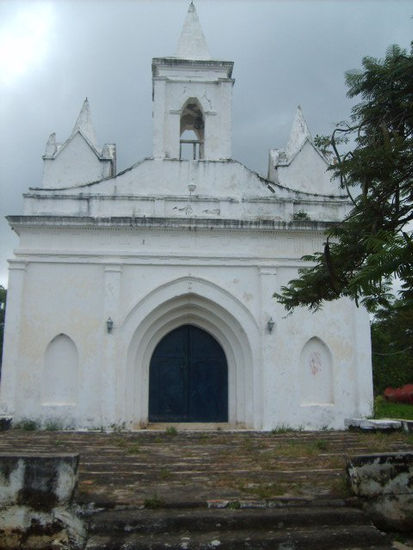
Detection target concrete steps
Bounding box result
[87,506,368,533]
[1,429,412,548]
[86,530,391,550]
[84,505,392,549]
[0,430,412,507]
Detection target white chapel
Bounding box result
[0,3,373,430]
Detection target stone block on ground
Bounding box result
[345,418,402,431]
[0,453,85,549]
[347,452,413,532]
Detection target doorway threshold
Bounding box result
[139,422,247,432]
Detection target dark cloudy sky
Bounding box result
[0,0,411,285]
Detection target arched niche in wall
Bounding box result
[180,98,204,160]
[300,337,334,405]
[42,334,78,405]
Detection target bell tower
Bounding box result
[152,2,234,161]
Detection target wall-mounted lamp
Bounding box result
[106,317,114,334]
[267,317,275,334]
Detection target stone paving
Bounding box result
[1,428,412,508]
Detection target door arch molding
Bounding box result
[122,277,260,428]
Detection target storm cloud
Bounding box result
[0,0,411,285]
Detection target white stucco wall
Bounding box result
[0,222,373,430]
[2,261,104,426]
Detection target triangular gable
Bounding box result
[53,129,102,161]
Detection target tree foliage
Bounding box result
[276,44,413,312]
[371,297,413,394]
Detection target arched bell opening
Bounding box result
[180,98,204,160]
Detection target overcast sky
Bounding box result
[0,0,411,286]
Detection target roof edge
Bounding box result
[7,215,335,234]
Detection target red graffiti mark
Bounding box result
[309,352,321,376]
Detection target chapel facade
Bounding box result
[0,3,373,430]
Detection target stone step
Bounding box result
[76,467,344,477]
[1,430,411,509]
[87,506,370,534]
[84,504,393,549]
[85,524,392,549]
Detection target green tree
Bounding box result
[0,285,6,369]
[371,298,413,394]
[276,44,413,313]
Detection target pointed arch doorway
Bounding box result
[148,324,228,422]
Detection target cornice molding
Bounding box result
[7,215,334,234]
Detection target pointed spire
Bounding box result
[285,105,312,159]
[176,2,211,60]
[71,98,97,147]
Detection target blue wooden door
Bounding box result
[149,325,228,422]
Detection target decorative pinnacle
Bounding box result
[44,132,57,157]
[71,97,97,146]
[285,105,312,159]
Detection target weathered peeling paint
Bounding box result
[0,454,85,549]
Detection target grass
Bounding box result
[271,425,293,434]
[44,420,62,431]
[15,419,40,431]
[242,437,255,452]
[314,439,329,451]
[242,482,288,499]
[112,437,129,448]
[274,440,319,458]
[361,430,413,451]
[126,443,141,454]
[329,475,352,497]
[110,422,126,433]
[111,436,142,454]
[165,426,178,436]
[144,494,165,509]
[374,396,413,420]
[227,500,241,509]
[159,468,172,480]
